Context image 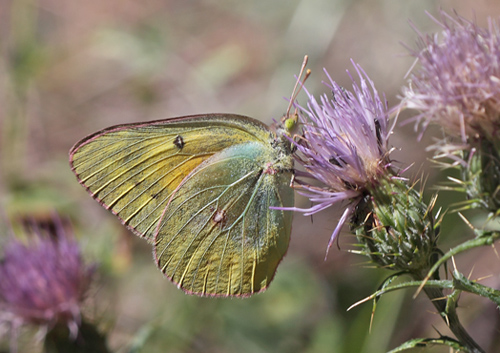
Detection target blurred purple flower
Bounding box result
[402,11,500,212]
[286,62,394,253]
[0,215,95,348]
[402,10,500,148]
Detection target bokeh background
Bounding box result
[1,0,500,352]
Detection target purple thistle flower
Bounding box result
[402,10,500,148]
[402,10,500,212]
[288,62,394,253]
[0,215,95,349]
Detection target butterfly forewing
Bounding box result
[154,141,294,296]
[70,114,275,242]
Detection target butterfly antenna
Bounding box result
[285,55,311,118]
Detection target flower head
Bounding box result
[286,63,438,269]
[403,11,500,213]
[0,215,95,347]
[402,10,500,147]
[289,62,395,252]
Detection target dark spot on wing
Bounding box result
[174,135,185,149]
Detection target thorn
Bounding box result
[492,242,499,259]
[457,212,474,230]
[451,255,458,273]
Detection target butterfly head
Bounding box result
[270,112,299,159]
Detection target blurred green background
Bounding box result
[1,0,500,352]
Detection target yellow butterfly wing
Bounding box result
[70,114,294,296]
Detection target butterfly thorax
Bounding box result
[268,129,294,174]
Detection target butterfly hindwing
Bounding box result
[154,142,294,296]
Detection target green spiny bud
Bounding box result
[351,178,439,274]
[461,140,500,214]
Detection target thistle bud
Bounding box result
[351,178,439,273]
[458,142,500,213]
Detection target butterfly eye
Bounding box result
[284,113,298,134]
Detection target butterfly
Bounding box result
[69,57,309,297]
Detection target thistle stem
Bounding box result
[415,275,485,353]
